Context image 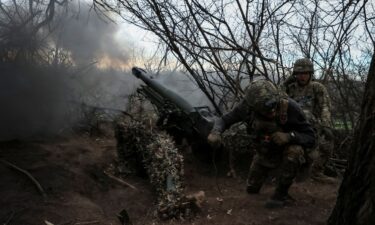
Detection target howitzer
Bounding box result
[132,67,217,140]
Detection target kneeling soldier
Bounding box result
[207,79,315,208]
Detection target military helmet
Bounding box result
[244,80,281,113]
[293,58,314,74]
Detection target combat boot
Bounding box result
[265,186,295,208]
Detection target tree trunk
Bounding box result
[328,52,375,225]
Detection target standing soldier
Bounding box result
[283,58,335,182]
[207,80,315,208]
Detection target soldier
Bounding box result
[207,79,315,208]
[283,58,335,182]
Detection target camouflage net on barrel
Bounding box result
[222,122,255,176]
[116,118,197,219]
[222,123,254,154]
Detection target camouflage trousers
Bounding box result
[247,145,305,193]
[115,120,187,219]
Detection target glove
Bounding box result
[271,131,291,146]
[321,127,334,140]
[207,131,222,149]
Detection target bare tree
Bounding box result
[94,0,299,113]
[0,0,69,63]
[94,0,373,123]
[328,49,375,225]
[284,0,371,131]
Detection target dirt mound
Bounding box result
[0,134,339,225]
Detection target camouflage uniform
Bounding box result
[284,58,334,180]
[115,117,190,219]
[209,80,315,207]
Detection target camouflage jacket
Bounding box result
[284,81,332,128]
[212,98,316,149]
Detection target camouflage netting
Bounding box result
[222,122,255,176]
[115,117,195,219]
[223,123,254,154]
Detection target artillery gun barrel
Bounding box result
[132,67,217,139]
[132,67,194,113]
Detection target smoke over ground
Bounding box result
[0,63,138,141]
[0,62,209,141]
[53,2,129,66]
[0,2,137,141]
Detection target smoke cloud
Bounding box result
[53,2,129,66]
[0,2,137,141]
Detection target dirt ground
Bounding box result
[0,132,339,225]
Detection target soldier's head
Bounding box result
[293,58,314,86]
[244,80,282,119]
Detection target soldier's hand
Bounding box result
[271,131,291,146]
[207,131,222,148]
